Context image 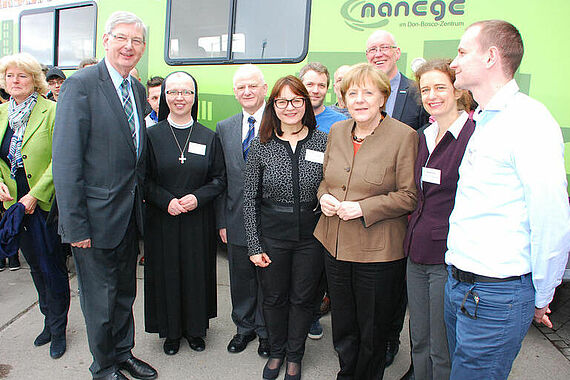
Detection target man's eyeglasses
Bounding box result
[274,97,305,109]
[48,79,65,86]
[111,33,145,47]
[235,84,260,93]
[366,45,397,55]
[166,89,195,97]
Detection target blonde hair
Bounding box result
[0,52,49,95]
[339,63,391,110]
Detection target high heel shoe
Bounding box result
[284,361,301,380]
[262,357,284,380]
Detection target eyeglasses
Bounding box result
[48,78,65,86]
[366,45,397,55]
[166,89,195,97]
[235,84,261,93]
[111,33,145,47]
[274,97,305,109]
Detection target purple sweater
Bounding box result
[403,118,475,264]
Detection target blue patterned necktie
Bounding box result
[242,116,256,160]
[119,79,137,151]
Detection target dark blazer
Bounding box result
[314,116,418,263]
[52,60,147,249]
[215,113,249,246]
[393,73,429,131]
[403,117,475,264]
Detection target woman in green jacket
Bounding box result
[0,52,70,359]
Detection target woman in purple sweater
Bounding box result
[403,59,474,380]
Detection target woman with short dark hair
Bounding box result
[244,75,327,380]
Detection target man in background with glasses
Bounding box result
[366,30,427,131]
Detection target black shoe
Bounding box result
[385,339,400,367]
[399,363,415,380]
[8,255,20,271]
[50,335,66,359]
[34,326,51,346]
[257,338,270,358]
[163,338,180,355]
[262,357,284,380]
[0,258,6,271]
[284,361,302,380]
[186,336,205,352]
[118,357,158,380]
[227,333,255,353]
[94,371,129,380]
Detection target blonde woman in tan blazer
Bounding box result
[314,63,418,380]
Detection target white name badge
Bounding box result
[188,142,206,156]
[305,149,324,164]
[422,167,441,185]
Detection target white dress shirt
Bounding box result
[446,80,570,308]
[241,104,265,142]
[424,111,468,155]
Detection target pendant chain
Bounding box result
[169,124,193,164]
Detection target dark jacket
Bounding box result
[403,118,475,264]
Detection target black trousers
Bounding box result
[325,253,406,380]
[388,268,408,343]
[227,243,267,338]
[73,215,139,378]
[20,209,70,338]
[259,236,323,363]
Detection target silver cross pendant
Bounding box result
[179,154,186,164]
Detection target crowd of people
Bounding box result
[0,9,569,380]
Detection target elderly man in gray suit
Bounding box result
[52,11,157,380]
[216,64,270,357]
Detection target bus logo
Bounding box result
[341,0,466,31]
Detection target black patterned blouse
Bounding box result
[243,129,328,256]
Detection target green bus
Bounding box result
[1,0,569,188]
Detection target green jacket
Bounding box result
[0,96,56,212]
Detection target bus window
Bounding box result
[166,0,311,65]
[58,6,96,67]
[19,2,96,68]
[20,12,54,65]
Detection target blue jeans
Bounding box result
[444,266,534,380]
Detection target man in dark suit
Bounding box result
[366,29,429,378]
[52,11,157,380]
[216,64,270,358]
[366,30,428,130]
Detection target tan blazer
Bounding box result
[314,116,418,263]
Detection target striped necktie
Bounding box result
[242,116,256,160]
[120,79,137,151]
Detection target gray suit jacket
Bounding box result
[52,59,147,249]
[393,73,429,131]
[215,112,251,247]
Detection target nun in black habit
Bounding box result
[144,71,226,355]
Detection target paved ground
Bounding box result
[536,282,570,360]
[1,251,570,380]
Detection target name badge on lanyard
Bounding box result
[422,167,441,185]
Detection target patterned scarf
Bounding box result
[7,92,38,179]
